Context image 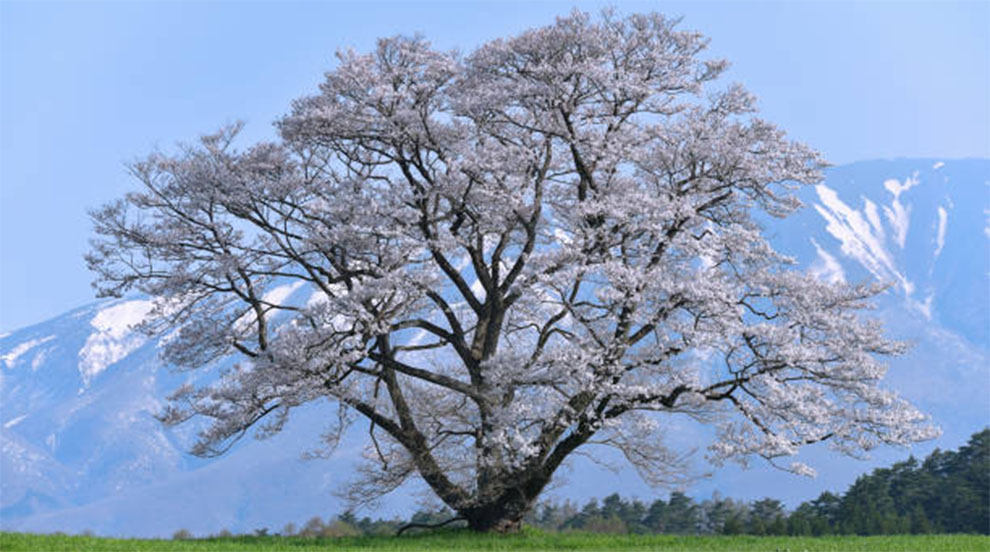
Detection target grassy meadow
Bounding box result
[3,531,989,551]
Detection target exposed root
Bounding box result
[395,516,466,536]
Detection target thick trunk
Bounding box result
[461,495,534,533]
[458,440,571,532]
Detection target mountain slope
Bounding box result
[1,158,987,537]
[778,159,988,346]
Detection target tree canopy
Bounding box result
[88,10,937,532]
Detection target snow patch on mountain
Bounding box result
[813,183,911,294]
[913,294,935,320]
[934,206,948,259]
[883,196,911,250]
[77,300,154,386]
[1,336,55,369]
[30,349,50,371]
[883,174,919,200]
[863,198,884,239]
[809,238,845,284]
[4,415,27,429]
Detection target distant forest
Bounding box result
[206,429,989,539]
[519,428,990,536]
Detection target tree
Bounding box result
[908,504,931,534]
[643,498,667,533]
[808,491,841,535]
[749,498,785,535]
[87,10,937,533]
[940,428,990,533]
[787,504,814,536]
[663,492,700,534]
[700,493,743,535]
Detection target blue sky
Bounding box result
[1,0,988,332]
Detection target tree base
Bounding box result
[463,499,531,533]
[467,516,523,534]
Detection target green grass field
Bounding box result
[2,531,989,551]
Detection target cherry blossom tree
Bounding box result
[87,11,937,532]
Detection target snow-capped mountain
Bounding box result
[778,159,988,347]
[764,158,988,402]
[1,159,987,537]
[0,289,389,536]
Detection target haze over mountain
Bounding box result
[1,159,987,537]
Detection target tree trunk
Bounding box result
[462,495,534,533]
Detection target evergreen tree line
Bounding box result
[186,428,988,539]
[524,428,989,536]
